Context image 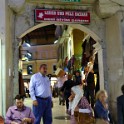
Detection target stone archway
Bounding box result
[18,22,105,90]
[19,23,101,42]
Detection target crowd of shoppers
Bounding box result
[3,64,124,124]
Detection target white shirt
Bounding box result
[29,72,51,101]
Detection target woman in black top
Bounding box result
[61,74,74,110]
[73,70,82,86]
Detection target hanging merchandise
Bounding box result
[81,37,96,67]
[81,40,89,67]
[87,56,94,73]
[64,56,69,72]
[71,55,76,66]
[67,59,72,71]
[64,56,68,66]
[81,52,87,67]
[85,40,91,58]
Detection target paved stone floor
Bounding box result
[24,98,70,124]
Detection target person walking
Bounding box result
[86,68,95,108]
[83,66,89,98]
[117,84,124,124]
[57,70,67,105]
[73,70,82,86]
[61,74,74,111]
[29,64,52,124]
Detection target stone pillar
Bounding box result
[0,0,14,116]
[0,0,7,116]
[105,11,124,123]
[13,37,19,99]
[97,47,105,90]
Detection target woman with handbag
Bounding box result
[69,85,94,124]
[94,90,112,124]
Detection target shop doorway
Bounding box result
[18,23,104,94]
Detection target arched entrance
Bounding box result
[18,22,105,90]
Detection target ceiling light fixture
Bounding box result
[54,40,58,44]
[26,42,31,47]
[27,52,32,57]
[22,35,31,47]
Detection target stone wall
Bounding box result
[5,6,15,111]
[13,2,106,97]
[5,0,124,123]
[8,1,124,123]
[105,11,124,123]
[0,0,14,116]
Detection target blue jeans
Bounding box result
[33,97,52,124]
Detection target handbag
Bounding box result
[74,111,95,124]
[78,113,95,124]
[95,119,109,124]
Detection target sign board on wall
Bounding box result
[35,9,90,24]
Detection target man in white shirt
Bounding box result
[29,64,52,124]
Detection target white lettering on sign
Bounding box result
[35,9,90,24]
[75,12,88,16]
[65,11,74,16]
[56,18,70,22]
[45,11,56,15]
[44,18,55,21]
[57,12,64,15]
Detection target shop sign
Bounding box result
[59,0,80,2]
[35,9,90,24]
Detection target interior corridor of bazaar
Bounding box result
[1,1,124,124]
[19,24,103,124]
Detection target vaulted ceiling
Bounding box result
[22,24,56,45]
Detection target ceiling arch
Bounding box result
[19,22,101,43]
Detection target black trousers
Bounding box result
[85,88,95,108]
[65,93,71,110]
[58,88,65,105]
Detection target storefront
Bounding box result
[57,27,101,92]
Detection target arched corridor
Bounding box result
[1,1,124,123]
[19,23,105,124]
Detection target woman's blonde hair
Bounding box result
[96,90,108,100]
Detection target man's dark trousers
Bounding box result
[33,97,52,124]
